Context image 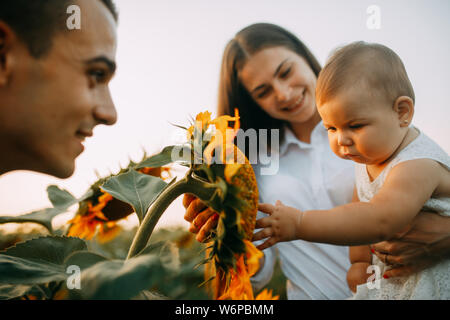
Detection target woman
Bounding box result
[183,23,450,299]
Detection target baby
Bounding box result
[254,41,450,299]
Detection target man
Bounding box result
[0,0,118,178]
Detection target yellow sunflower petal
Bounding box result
[68,210,101,240]
[224,163,243,183]
[90,192,114,212]
[204,109,240,164]
[187,111,212,140]
[97,222,121,243]
[218,254,255,300]
[255,289,279,300]
[244,240,263,277]
[195,111,212,129]
[209,109,239,134]
[187,125,195,140]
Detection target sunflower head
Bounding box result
[184,110,263,299]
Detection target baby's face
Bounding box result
[318,87,405,165]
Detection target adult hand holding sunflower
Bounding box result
[183,193,219,243]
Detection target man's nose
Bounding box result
[93,88,117,126]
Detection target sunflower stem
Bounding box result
[126,173,218,259]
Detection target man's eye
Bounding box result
[350,124,364,129]
[89,69,107,82]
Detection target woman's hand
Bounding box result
[183,194,219,242]
[371,211,450,278]
[183,194,267,275]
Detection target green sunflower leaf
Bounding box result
[0,236,87,286]
[47,185,76,208]
[100,169,168,222]
[1,236,87,265]
[0,254,66,285]
[0,284,42,300]
[169,122,188,131]
[0,235,192,299]
[136,145,191,168]
[67,253,169,300]
[48,185,94,209]
[64,251,108,271]
[0,208,60,233]
[0,188,93,233]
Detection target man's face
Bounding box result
[0,0,117,178]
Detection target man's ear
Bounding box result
[393,96,414,127]
[0,21,17,87]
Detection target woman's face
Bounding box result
[239,46,318,125]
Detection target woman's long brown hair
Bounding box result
[217,23,322,156]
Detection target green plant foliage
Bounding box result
[0,186,93,233]
[2,235,87,264]
[86,226,210,299]
[136,145,178,168]
[64,251,108,270]
[63,235,203,299]
[0,112,285,300]
[66,254,166,299]
[0,254,68,286]
[100,169,169,222]
[0,284,40,300]
[141,227,209,299]
[0,236,87,300]
[46,185,77,208]
[0,233,205,300]
[0,208,60,234]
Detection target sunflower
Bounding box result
[186,110,275,300]
[217,241,279,300]
[125,110,277,300]
[67,192,114,242]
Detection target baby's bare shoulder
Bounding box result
[433,161,450,197]
[391,158,449,196]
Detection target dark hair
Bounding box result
[0,0,118,58]
[217,23,321,152]
[316,41,415,107]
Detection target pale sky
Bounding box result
[1,0,449,232]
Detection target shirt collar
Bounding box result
[279,121,327,156]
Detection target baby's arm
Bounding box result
[347,187,372,292]
[347,245,372,293]
[255,159,445,248]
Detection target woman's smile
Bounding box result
[280,89,306,113]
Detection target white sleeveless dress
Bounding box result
[352,128,450,300]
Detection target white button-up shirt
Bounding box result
[251,122,355,299]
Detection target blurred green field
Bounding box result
[0,224,287,300]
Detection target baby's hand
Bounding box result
[253,200,304,250]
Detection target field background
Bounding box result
[1,0,449,299]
